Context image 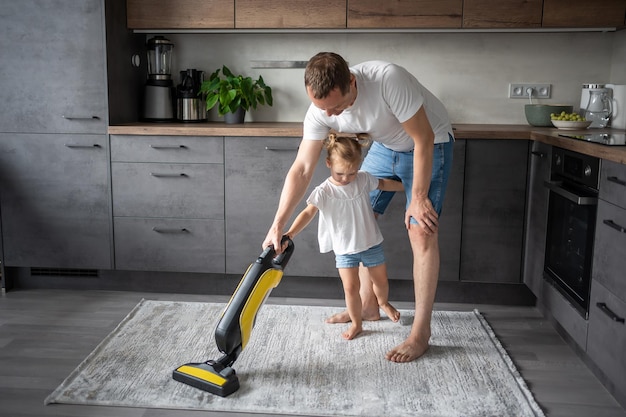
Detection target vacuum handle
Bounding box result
[259,236,294,269]
[273,236,294,268]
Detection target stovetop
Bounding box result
[559,132,626,146]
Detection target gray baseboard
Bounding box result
[5,267,536,306]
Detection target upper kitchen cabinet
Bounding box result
[542,0,626,28]
[127,0,234,29]
[348,0,462,29]
[236,0,346,28]
[463,0,542,28]
[0,0,108,134]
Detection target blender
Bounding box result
[142,36,175,121]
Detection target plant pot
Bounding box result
[224,108,245,124]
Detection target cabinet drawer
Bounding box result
[593,200,626,302]
[111,135,223,164]
[599,159,626,210]
[587,280,626,397]
[114,217,225,273]
[112,162,224,219]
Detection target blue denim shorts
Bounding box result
[335,243,385,269]
[360,134,454,225]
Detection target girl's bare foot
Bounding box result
[342,323,362,340]
[325,305,381,323]
[380,302,400,322]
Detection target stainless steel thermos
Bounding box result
[176,69,207,122]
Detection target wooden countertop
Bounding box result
[108,122,626,165]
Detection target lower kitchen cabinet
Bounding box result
[522,141,552,299]
[461,139,529,283]
[587,280,626,401]
[110,135,225,273]
[226,137,465,282]
[224,137,336,277]
[0,133,112,269]
[585,158,626,403]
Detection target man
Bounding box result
[263,52,454,362]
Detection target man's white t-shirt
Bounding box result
[303,60,453,151]
[307,171,383,256]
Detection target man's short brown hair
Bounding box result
[304,52,351,99]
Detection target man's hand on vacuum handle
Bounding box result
[263,224,286,255]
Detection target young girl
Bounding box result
[286,133,403,340]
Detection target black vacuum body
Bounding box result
[173,238,294,397]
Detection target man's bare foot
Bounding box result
[325,306,381,324]
[380,302,400,322]
[342,323,362,340]
[385,337,429,363]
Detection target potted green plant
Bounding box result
[200,65,273,124]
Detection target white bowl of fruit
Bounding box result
[550,112,592,130]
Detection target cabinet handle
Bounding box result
[531,151,545,158]
[62,115,100,121]
[265,146,299,151]
[607,176,626,187]
[596,302,625,324]
[149,145,187,149]
[603,219,626,233]
[65,144,101,148]
[152,227,189,234]
[150,173,188,178]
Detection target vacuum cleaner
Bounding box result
[172,237,294,397]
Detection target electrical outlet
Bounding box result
[509,83,551,99]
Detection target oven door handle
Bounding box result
[543,180,598,206]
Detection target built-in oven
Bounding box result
[544,147,600,318]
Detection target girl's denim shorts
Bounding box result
[335,243,385,269]
[360,133,454,225]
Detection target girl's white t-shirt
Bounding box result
[307,171,383,256]
[303,60,453,151]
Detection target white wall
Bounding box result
[164,31,624,124]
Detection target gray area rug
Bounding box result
[45,300,545,417]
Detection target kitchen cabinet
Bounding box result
[463,0,542,28]
[110,135,225,273]
[0,0,108,134]
[126,0,234,29]
[375,140,465,282]
[237,0,346,29]
[587,281,626,405]
[590,158,626,332]
[225,137,464,281]
[224,137,337,277]
[0,0,113,272]
[542,0,626,28]
[347,0,462,29]
[125,0,625,31]
[583,159,626,403]
[0,133,112,269]
[522,141,552,300]
[460,140,528,283]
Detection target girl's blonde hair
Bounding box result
[323,133,371,165]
